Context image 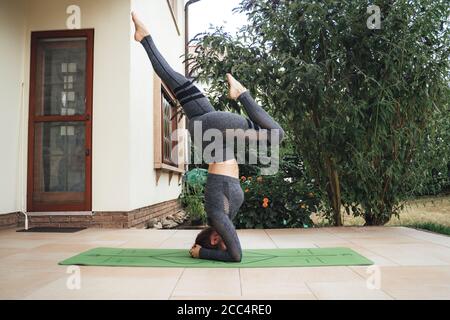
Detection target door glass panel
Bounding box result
[35,38,87,116]
[33,122,85,203]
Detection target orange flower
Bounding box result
[262,197,269,208]
[300,203,306,209]
[248,176,252,181]
[245,188,249,193]
[256,176,263,183]
[307,192,314,198]
[240,176,246,182]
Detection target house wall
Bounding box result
[24,0,132,212]
[0,0,26,214]
[128,0,185,210]
[0,0,185,218]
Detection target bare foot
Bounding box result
[226,73,247,100]
[131,11,150,42]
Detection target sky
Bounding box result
[188,0,248,39]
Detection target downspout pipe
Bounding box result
[22,212,29,230]
[184,0,201,77]
[19,81,28,230]
[184,0,202,172]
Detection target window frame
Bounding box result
[153,73,185,184]
[161,85,178,167]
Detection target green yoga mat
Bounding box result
[59,247,373,268]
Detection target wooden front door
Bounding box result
[27,29,94,212]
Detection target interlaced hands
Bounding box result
[189,244,202,258]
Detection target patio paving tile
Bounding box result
[0,248,24,259]
[0,269,66,299]
[31,241,126,253]
[0,226,449,299]
[0,251,72,272]
[306,281,393,300]
[239,229,277,249]
[96,229,176,242]
[0,238,55,249]
[350,266,450,299]
[171,268,241,298]
[240,266,363,285]
[158,230,203,249]
[264,229,337,248]
[394,227,450,247]
[239,266,365,300]
[171,293,316,300]
[361,243,450,266]
[25,267,183,300]
[345,236,425,246]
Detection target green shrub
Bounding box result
[179,172,207,224]
[183,194,207,224]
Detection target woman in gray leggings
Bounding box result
[132,13,284,262]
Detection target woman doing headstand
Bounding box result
[132,12,284,262]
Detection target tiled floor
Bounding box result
[0,226,449,300]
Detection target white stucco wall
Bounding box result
[22,0,132,212]
[0,0,26,214]
[128,0,185,210]
[0,0,185,214]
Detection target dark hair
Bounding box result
[195,227,219,250]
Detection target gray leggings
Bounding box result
[140,35,284,145]
[141,35,284,262]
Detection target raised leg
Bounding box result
[132,12,214,119]
[227,73,285,145]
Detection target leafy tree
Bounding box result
[412,104,450,196]
[187,0,450,225]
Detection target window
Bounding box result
[161,86,178,166]
[167,0,181,35]
[153,75,185,184]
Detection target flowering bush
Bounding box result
[234,154,321,229]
